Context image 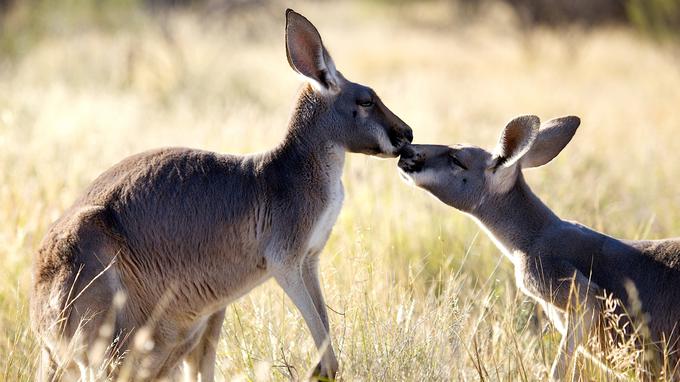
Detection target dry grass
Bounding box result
[1,1,680,380]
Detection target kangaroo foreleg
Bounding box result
[518,257,603,381]
[272,256,338,380]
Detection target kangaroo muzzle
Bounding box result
[398,145,425,173]
[380,100,413,155]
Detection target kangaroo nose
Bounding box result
[403,128,413,143]
[399,144,415,159]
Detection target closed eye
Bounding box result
[449,155,468,170]
[357,99,374,108]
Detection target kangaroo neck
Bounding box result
[266,85,345,185]
[472,174,560,260]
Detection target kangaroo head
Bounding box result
[285,9,413,157]
[398,115,580,211]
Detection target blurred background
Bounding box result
[1,0,679,380]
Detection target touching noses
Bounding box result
[397,144,425,173]
[388,120,413,152]
[392,117,413,146]
[399,144,416,159]
[400,125,414,144]
[382,103,413,148]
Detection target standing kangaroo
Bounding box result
[31,9,412,381]
[398,115,680,380]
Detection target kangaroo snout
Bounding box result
[398,124,414,145]
[397,143,415,158]
[382,103,413,155]
[387,125,413,155]
[397,145,424,173]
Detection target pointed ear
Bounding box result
[521,116,580,168]
[285,9,339,91]
[490,115,540,170]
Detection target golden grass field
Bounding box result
[1,1,680,380]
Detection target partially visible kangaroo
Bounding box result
[398,115,680,380]
[31,9,412,381]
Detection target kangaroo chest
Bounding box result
[306,180,344,255]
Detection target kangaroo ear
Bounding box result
[521,116,580,168]
[285,9,339,91]
[490,115,540,170]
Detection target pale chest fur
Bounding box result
[305,145,345,255]
[306,179,344,255]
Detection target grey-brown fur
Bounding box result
[31,9,412,381]
[398,115,680,380]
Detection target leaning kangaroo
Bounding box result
[398,116,680,380]
[31,9,412,381]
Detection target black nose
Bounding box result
[388,126,414,149]
[399,144,415,159]
[404,128,413,143]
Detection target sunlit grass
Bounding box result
[1,1,679,380]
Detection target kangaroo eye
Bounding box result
[357,100,374,108]
[449,155,468,170]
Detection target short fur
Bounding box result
[31,9,412,382]
[399,116,680,380]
